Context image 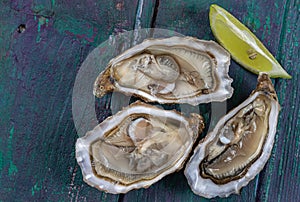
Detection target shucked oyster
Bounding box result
[76,101,204,194]
[94,37,233,105]
[184,73,280,198]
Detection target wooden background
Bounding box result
[0,0,299,201]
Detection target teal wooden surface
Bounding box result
[0,0,299,201]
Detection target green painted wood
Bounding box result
[0,0,139,201]
[0,0,299,201]
[257,0,300,201]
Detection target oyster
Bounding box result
[76,101,204,194]
[184,73,280,198]
[93,36,233,105]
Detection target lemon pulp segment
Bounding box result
[209,4,291,79]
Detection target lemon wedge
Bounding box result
[209,4,291,79]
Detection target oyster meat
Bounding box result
[94,36,233,105]
[184,73,280,198]
[76,101,204,194]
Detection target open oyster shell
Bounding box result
[76,101,204,194]
[184,73,280,198]
[93,36,233,106]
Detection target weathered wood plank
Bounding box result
[0,0,139,201]
[256,0,300,201]
[0,0,299,201]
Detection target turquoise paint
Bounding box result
[8,162,18,176]
[264,15,271,36]
[53,15,97,44]
[254,17,261,30]
[35,15,41,43]
[33,5,46,13]
[0,149,3,172]
[9,126,14,139]
[245,8,261,31]
[8,126,18,176]
[36,17,49,43]
[6,127,14,158]
[31,182,42,196]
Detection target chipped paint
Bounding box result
[0,147,3,172]
[35,16,49,43]
[31,182,42,196]
[264,15,271,37]
[0,0,299,201]
[53,16,98,44]
[8,126,18,176]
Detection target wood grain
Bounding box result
[257,0,300,201]
[0,0,138,201]
[0,0,299,201]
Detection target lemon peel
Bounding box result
[209,4,291,79]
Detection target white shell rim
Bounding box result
[76,103,198,194]
[184,91,280,198]
[108,36,233,106]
